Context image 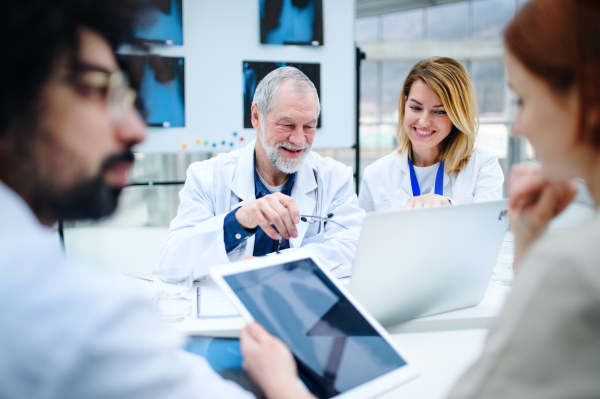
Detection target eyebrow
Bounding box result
[74,62,115,75]
[277,117,318,124]
[408,98,444,108]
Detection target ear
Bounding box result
[251,104,261,132]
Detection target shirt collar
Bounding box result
[253,157,296,198]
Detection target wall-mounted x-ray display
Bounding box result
[260,0,323,45]
[135,0,183,45]
[243,61,321,128]
[119,55,185,128]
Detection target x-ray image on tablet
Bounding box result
[212,252,417,399]
[119,55,185,128]
[260,0,323,45]
[243,61,321,129]
[135,0,183,45]
[186,337,265,399]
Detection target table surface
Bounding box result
[172,277,510,337]
[381,329,488,399]
[166,278,506,399]
[134,274,507,399]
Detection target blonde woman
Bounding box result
[359,57,504,212]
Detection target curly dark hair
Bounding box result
[0,0,149,139]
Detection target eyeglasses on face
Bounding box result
[60,68,137,124]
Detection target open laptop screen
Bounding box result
[223,258,407,399]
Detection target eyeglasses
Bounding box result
[300,215,348,230]
[61,69,137,124]
[275,215,348,254]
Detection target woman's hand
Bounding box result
[240,321,315,399]
[508,163,577,266]
[404,193,451,209]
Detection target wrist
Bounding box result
[235,207,256,230]
[266,382,313,399]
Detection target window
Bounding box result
[470,60,505,117]
[381,62,415,123]
[355,16,379,42]
[360,61,379,123]
[426,2,469,39]
[382,9,424,41]
[472,0,515,39]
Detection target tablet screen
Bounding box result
[224,258,407,399]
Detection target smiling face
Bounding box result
[403,79,454,163]
[505,51,582,181]
[253,80,318,175]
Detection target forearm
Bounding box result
[158,213,231,278]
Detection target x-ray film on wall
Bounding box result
[243,61,321,129]
[260,0,324,45]
[119,54,185,128]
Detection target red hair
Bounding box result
[505,0,600,147]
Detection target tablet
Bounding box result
[211,250,418,399]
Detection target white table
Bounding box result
[140,275,507,399]
[173,278,509,337]
[381,329,488,399]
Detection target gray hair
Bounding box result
[252,66,321,124]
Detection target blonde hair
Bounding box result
[396,57,478,174]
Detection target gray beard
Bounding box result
[259,126,310,174]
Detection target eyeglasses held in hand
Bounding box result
[276,214,348,254]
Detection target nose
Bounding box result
[512,114,523,137]
[418,111,431,127]
[288,126,306,147]
[116,106,146,146]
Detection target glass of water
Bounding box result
[152,266,193,322]
[492,231,514,286]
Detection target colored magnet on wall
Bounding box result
[230,142,234,146]
[240,137,244,141]
[212,143,216,147]
[196,139,201,144]
[182,143,187,149]
[233,132,237,136]
[221,140,225,145]
[204,140,208,145]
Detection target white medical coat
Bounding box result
[359,148,504,212]
[158,140,364,279]
[0,181,254,399]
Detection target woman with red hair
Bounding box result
[447,0,600,397]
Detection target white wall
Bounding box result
[131,0,356,153]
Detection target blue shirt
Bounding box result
[223,167,296,256]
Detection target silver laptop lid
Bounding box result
[349,200,509,326]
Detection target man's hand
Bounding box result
[240,322,315,399]
[404,193,451,209]
[508,163,577,267]
[236,192,301,240]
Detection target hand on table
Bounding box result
[508,163,577,267]
[236,193,300,240]
[240,321,315,399]
[404,193,451,209]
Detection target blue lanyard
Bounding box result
[408,159,445,197]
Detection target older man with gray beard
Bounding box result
[158,67,364,278]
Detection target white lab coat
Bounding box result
[158,140,364,279]
[359,148,504,212]
[0,181,254,399]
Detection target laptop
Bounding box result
[349,200,509,326]
[211,250,418,399]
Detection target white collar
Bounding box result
[231,139,317,201]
